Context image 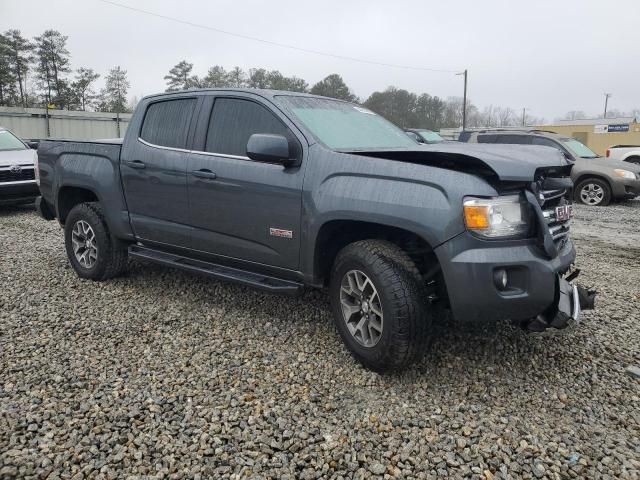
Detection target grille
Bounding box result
[0,167,35,183]
[540,188,572,249]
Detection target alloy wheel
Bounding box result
[580,183,604,205]
[71,220,98,269]
[339,270,384,347]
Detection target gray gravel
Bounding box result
[1,201,639,480]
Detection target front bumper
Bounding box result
[523,277,595,334]
[0,181,39,206]
[435,231,578,324]
[611,177,640,199]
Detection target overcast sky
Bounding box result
[2,0,638,121]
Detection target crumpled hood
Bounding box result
[415,142,570,181]
[0,148,36,167]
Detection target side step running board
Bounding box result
[128,245,304,296]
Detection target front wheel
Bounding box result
[574,178,611,206]
[64,202,128,280]
[329,240,432,372]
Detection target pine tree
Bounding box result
[101,66,130,113]
[3,30,33,107]
[310,74,356,101]
[34,30,70,108]
[164,60,193,92]
[70,67,100,111]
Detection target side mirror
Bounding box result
[247,134,296,167]
[26,141,39,150]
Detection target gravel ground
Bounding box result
[1,202,639,480]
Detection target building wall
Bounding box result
[0,107,133,140]
[536,122,640,156]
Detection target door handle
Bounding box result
[125,160,146,169]
[191,169,217,180]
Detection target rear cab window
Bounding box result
[140,98,197,149]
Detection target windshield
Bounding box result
[416,130,444,143]
[560,138,598,158]
[0,130,27,151]
[276,96,416,150]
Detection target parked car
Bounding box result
[404,128,446,144]
[606,145,640,165]
[460,129,640,206]
[0,127,39,206]
[36,89,594,371]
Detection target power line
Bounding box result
[96,0,460,74]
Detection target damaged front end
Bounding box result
[521,272,596,334]
[520,170,597,334]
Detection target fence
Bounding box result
[0,106,133,140]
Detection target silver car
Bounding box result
[461,129,640,206]
[0,127,39,206]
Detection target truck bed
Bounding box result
[37,138,132,240]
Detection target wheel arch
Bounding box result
[57,185,100,224]
[311,219,439,286]
[573,173,612,192]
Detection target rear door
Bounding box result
[120,96,199,247]
[186,94,305,271]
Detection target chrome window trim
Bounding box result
[191,149,250,161]
[137,137,192,154]
[0,179,37,186]
[137,137,251,161]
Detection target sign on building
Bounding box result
[594,123,630,133]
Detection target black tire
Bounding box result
[625,156,640,166]
[64,202,128,280]
[329,240,432,372]
[574,178,611,206]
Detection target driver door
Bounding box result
[186,94,305,271]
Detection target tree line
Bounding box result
[0,29,131,113]
[13,28,635,128]
[163,60,547,129]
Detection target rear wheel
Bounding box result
[329,240,432,372]
[574,178,611,206]
[64,202,128,280]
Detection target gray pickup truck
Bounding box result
[36,89,594,371]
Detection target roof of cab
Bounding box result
[142,88,340,102]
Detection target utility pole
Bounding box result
[456,69,468,130]
[522,108,527,127]
[603,93,612,119]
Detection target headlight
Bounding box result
[613,169,635,179]
[463,195,530,238]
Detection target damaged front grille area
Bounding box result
[540,188,572,250]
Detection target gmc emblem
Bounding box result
[555,205,573,222]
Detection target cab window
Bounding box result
[140,98,197,149]
[205,98,290,157]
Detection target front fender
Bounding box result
[300,148,499,280]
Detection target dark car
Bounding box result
[404,128,446,144]
[35,89,593,371]
[0,127,39,206]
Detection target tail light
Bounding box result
[34,151,40,186]
[606,149,610,158]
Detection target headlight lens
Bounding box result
[613,169,635,179]
[463,195,529,238]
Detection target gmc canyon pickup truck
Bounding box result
[36,89,594,371]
